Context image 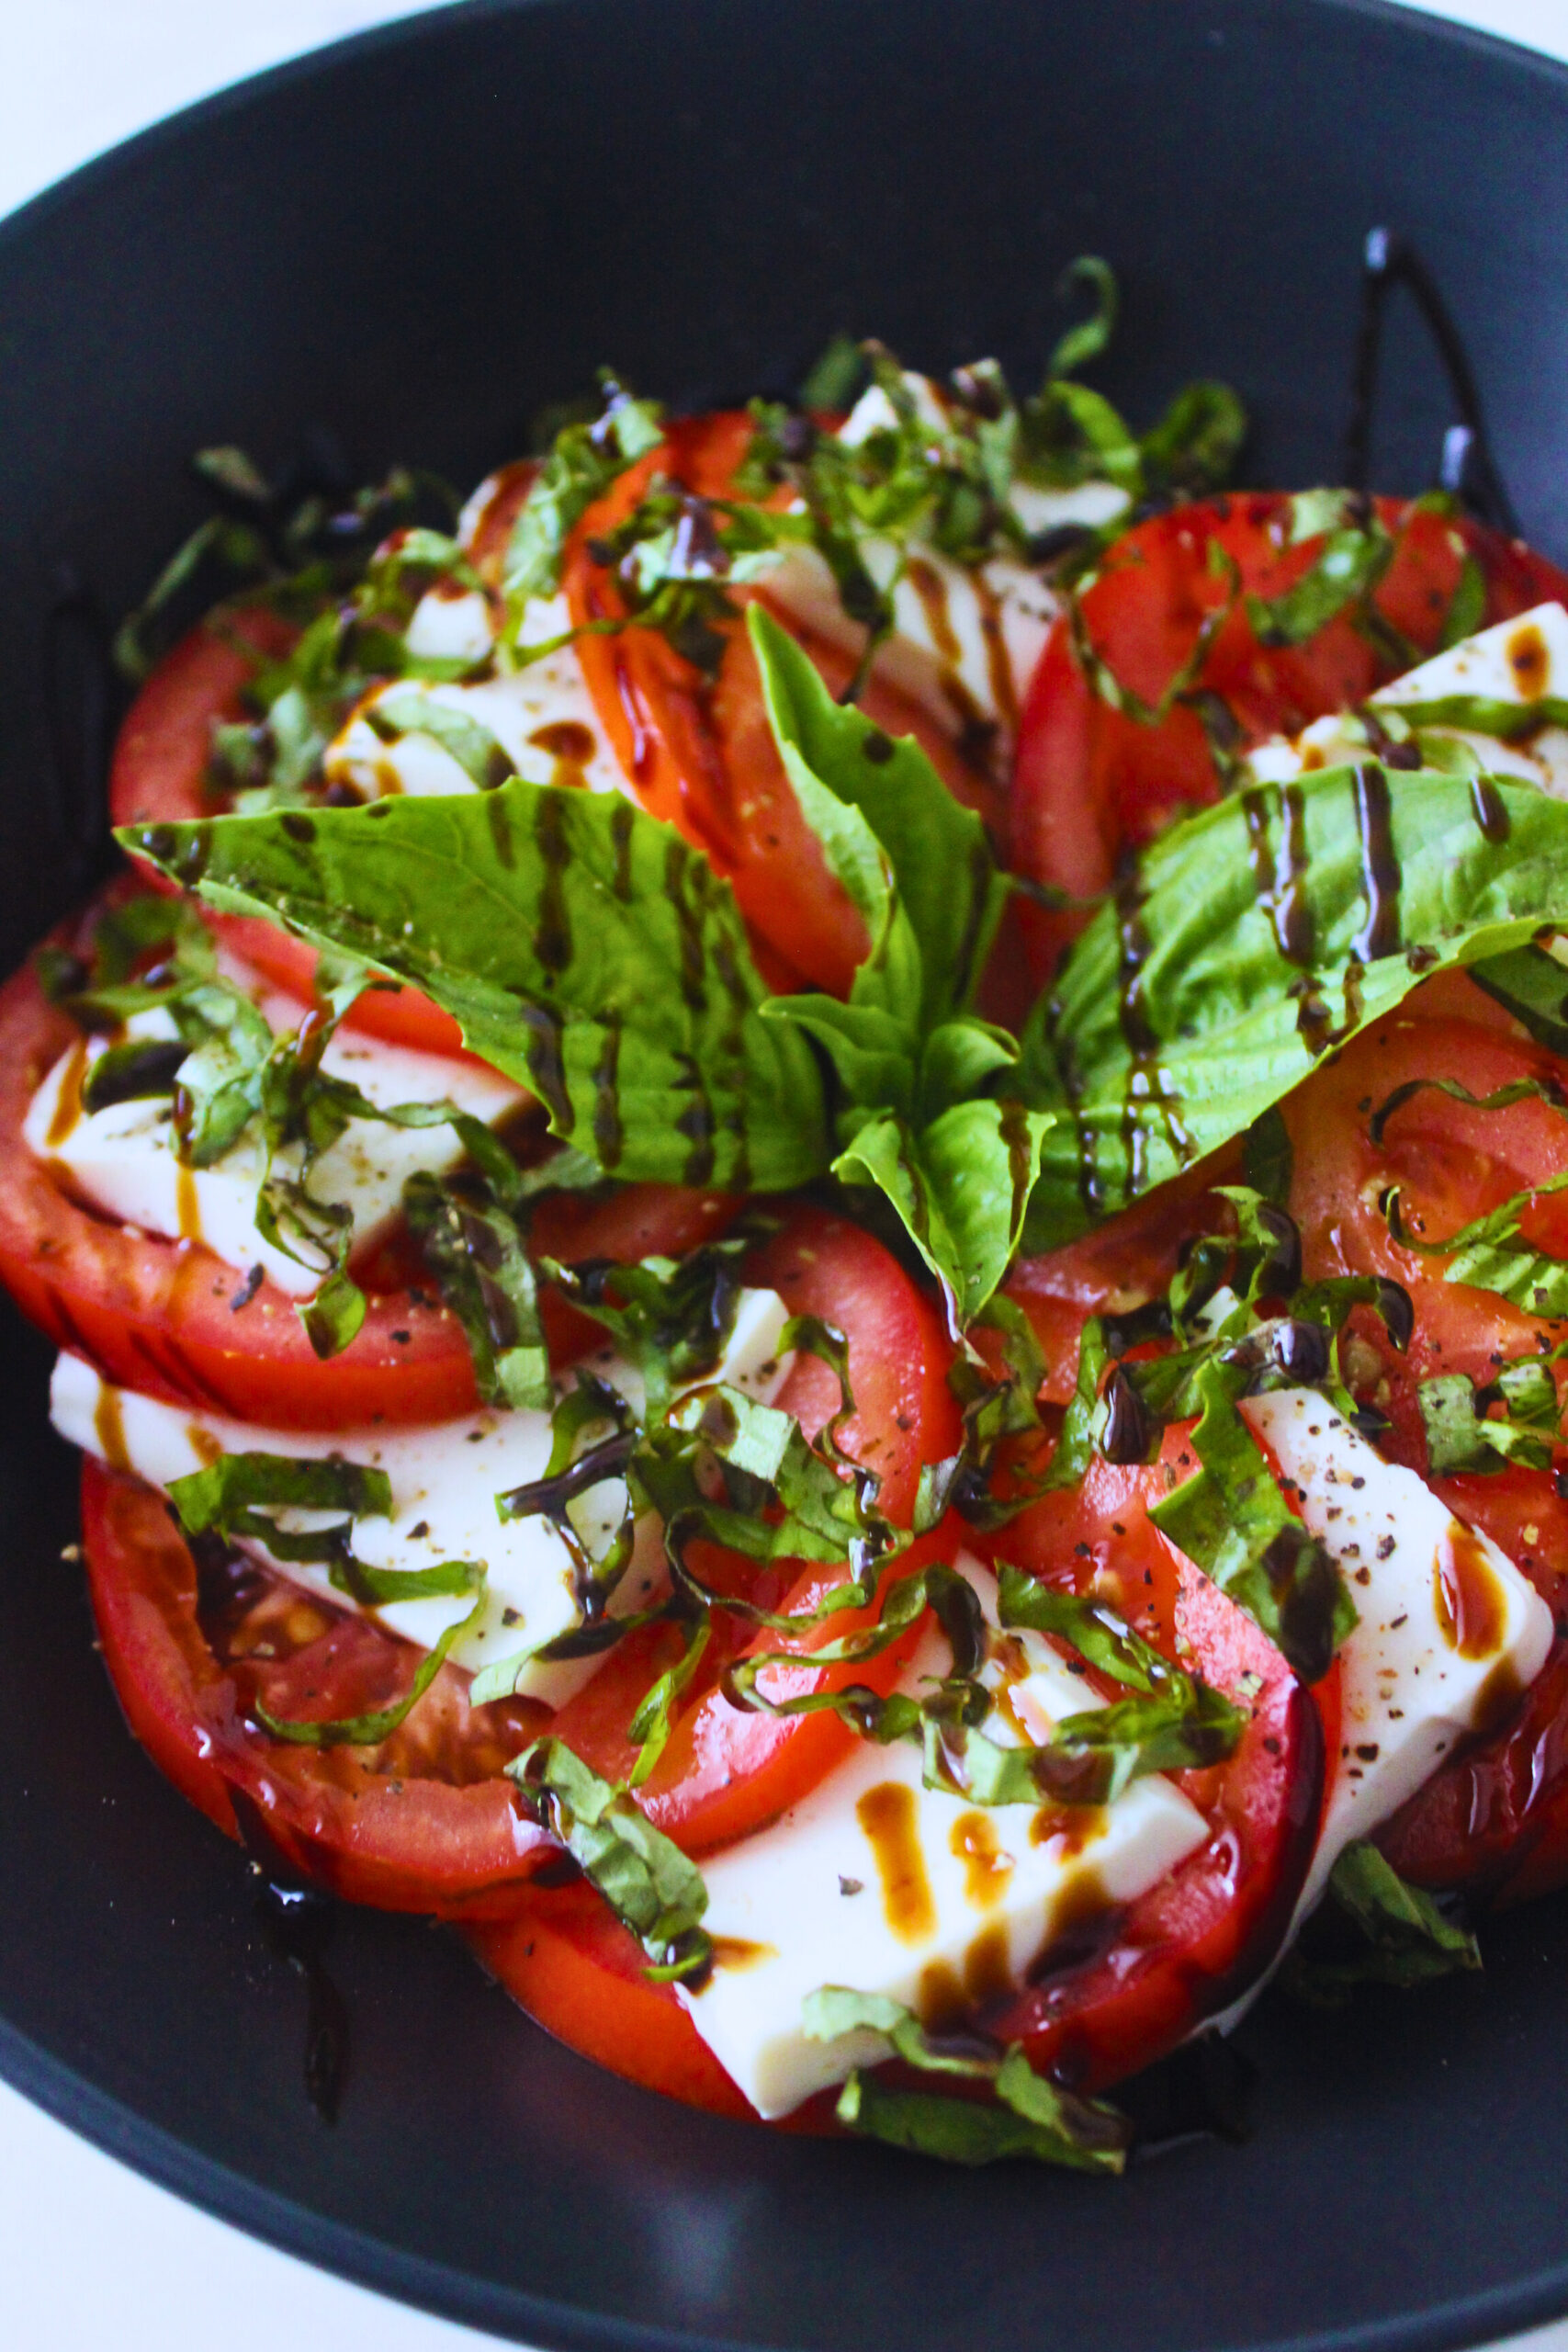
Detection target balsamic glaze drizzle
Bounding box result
[1341,226,1518,535]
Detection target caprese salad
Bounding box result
[14,282,1568,2171]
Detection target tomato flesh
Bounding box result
[109,612,470,1054]
[567,413,1008,1000]
[1011,493,1568,978]
[80,1457,557,1915]
[0,919,738,1429]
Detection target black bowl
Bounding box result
[5,3,1568,2346]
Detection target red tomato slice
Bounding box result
[109,611,470,1055]
[80,1456,557,1916]
[1011,494,1568,977]
[546,1204,962,1855]
[566,413,1009,1000]
[0,924,737,1428]
[468,1884,763,2121]
[978,1433,1324,2092]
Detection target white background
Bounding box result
[4,3,1568,2348]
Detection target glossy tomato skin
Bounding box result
[0,923,737,1429]
[80,1458,557,1916]
[1279,978,1568,1907]
[1010,495,1568,978]
[566,413,1008,1001]
[981,1429,1324,2092]
[468,1885,764,2121]
[109,610,468,1054]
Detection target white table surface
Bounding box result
[5,2,1568,2346]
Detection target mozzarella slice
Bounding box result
[402,583,495,665]
[1239,1389,1554,1918]
[677,1555,1207,2119]
[1247,600,1568,796]
[763,375,1126,766]
[51,1288,792,1708]
[26,973,523,1294]
[323,592,626,801]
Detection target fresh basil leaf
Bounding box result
[1138,380,1248,499]
[626,1618,712,1788]
[1242,1104,1293,1206]
[538,1231,754,1419]
[1021,763,1568,1251]
[1044,254,1120,381]
[799,334,867,412]
[1040,1317,1110,1493]
[1148,1358,1354,1683]
[502,379,663,611]
[804,1984,1130,2170]
[168,1450,391,1534]
[403,1171,550,1409]
[932,1675,1241,1809]
[1419,1357,1562,1476]
[836,2060,1129,2172]
[256,1576,487,1748]
[997,1567,1164,1692]
[298,1267,369,1361]
[1388,1167,1568,1317]
[832,1099,1049,1329]
[1468,943,1568,1055]
[1281,1839,1481,2007]
[749,605,1005,1032]
[371,687,517,791]
[121,781,829,1193]
[509,1736,711,1979]
[1246,496,1393,648]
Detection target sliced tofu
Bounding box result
[51,1287,792,1707]
[1238,1389,1554,1917]
[25,972,524,1294]
[1247,600,1568,797]
[677,1555,1207,2119]
[323,590,627,801]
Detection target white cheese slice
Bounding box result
[1236,1389,1554,1920]
[1247,599,1568,796]
[24,967,524,1294]
[677,1554,1207,2119]
[51,1287,793,1708]
[402,583,495,665]
[764,375,1127,764]
[322,591,626,802]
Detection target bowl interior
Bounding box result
[3,4,1568,2347]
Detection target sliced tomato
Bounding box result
[975,1430,1324,2092]
[109,610,468,1055]
[0,930,737,1428]
[545,1204,962,1855]
[80,1457,557,1915]
[566,414,1008,1000]
[1010,494,1568,977]
[1284,977,1568,1429]
[468,1884,762,2120]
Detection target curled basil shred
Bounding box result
[802,1987,1130,2172]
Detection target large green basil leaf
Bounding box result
[749,605,1006,1033]
[1021,763,1568,1251]
[833,1098,1050,1328]
[119,783,829,1193]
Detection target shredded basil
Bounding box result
[803,1987,1129,2171]
[509,1736,712,1981]
[1419,1355,1562,1476]
[1280,1840,1481,2007]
